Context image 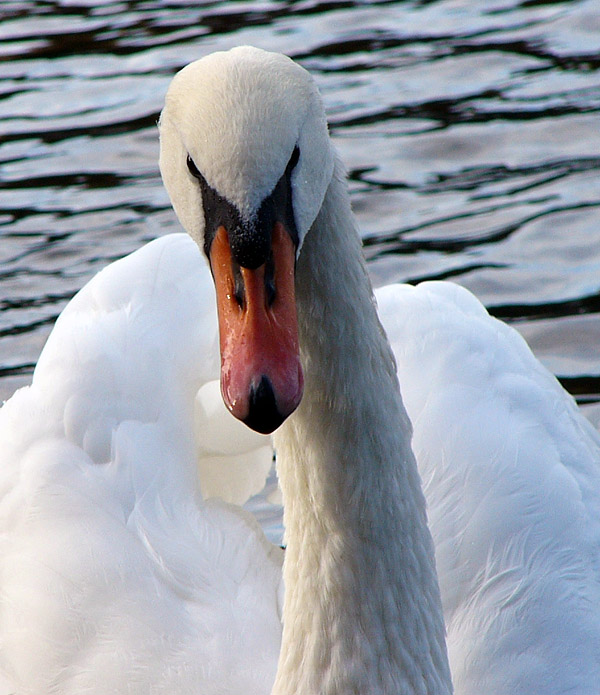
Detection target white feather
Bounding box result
[377,281,600,694]
[0,234,282,694]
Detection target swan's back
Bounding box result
[0,234,281,694]
[377,281,600,694]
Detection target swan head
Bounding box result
[159,46,335,434]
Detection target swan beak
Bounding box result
[209,222,304,434]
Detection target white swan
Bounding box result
[0,46,599,694]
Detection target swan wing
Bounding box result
[0,234,282,694]
[376,280,600,694]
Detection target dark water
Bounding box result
[2,0,600,417]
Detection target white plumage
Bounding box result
[379,282,600,693]
[1,46,599,694]
[0,234,282,694]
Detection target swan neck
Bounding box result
[272,158,451,695]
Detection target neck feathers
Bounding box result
[272,158,451,695]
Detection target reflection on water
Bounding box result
[1,0,600,410]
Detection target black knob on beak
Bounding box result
[244,375,286,434]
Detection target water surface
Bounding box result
[2,1,600,449]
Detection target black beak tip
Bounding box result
[243,375,287,434]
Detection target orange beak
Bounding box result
[209,221,304,434]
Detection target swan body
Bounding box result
[379,282,600,693]
[0,46,599,694]
[0,234,283,693]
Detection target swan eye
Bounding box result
[187,154,203,180]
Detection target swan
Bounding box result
[0,45,599,694]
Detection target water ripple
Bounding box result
[1,0,599,404]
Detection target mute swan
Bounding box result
[0,46,599,695]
